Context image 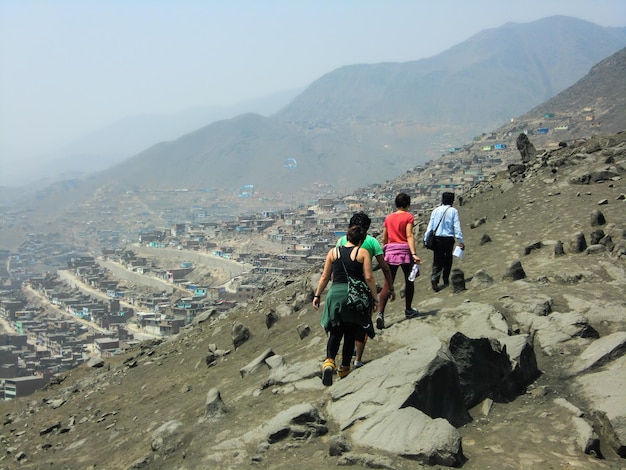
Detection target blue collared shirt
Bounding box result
[424,204,463,243]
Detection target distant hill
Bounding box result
[506,46,626,138]
[277,16,625,128]
[86,16,626,196]
[1,16,625,243]
[0,88,301,188]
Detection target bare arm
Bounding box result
[360,250,378,301]
[312,249,334,310]
[375,254,395,302]
[405,222,421,264]
[382,226,388,245]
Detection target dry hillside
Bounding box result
[1,131,625,470]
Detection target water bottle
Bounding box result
[408,264,419,281]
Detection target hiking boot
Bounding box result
[375,313,385,330]
[337,365,351,379]
[431,281,439,292]
[405,308,420,319]
[322,358,335,386]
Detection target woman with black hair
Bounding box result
[312,225,378,386]
[376,192,421,327]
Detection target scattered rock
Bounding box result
[151,419,185,457]
[337,452,396,469]
[590,209,606,226]
[127,455,152,468]
[263,403,328,444]
[472,269,494,288]
[502,260,526,281]
[516,133,537,163]
[265,310,279,329]
[264,355,285,369]
[524,241,543,255]
[296,323,311,339]
[572,416,602,457]
[508,163,527,177]
[240,348,274,378]
[231,322,251,349]
[328,434,351,456]
[589,229,605,244]
[532,311,599,351]
[206,353,218,367]
[204,388,228,421]
[570,331,626,375]
[554,240,565,257]
[585,244,606,255]
[39,422,61,436]
[47,399,65,409]
[470,217,487,229]
[264,360,320,388]
[566,232,587,253]
[87,357,105,368]
[450,268,465,293]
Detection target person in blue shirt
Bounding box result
[424,192,465,292]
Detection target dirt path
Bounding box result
[23,283,109,334]
[129,244,252,285]
[56,269,136,311]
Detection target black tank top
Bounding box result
[332,246,365,284]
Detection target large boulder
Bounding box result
[231,322,250,349]
[326,337,467,466]
[449,332,537,407]
[516,133,537,163]
[328,336,470,429]
[574,355,626,457]
[351,408,465,467]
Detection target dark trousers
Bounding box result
[431,236,455,285]
[327,322,359,367]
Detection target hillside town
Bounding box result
[0,111,605,399]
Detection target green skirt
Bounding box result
[321,282,370,332]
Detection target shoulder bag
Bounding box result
[424,207,450,250]
[337,246,372,315]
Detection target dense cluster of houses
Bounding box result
[0,294,138,400]
[0,125,531,399]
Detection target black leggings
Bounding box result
[326,322,360,368]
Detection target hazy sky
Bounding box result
[1,0,625,161]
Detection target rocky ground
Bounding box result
[0,131,625,469]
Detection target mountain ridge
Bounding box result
[1,21,626,467]
[3,16,625,200]
[0,88,302,188]
[88,16,625,197]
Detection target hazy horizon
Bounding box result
[1,0,625,181]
